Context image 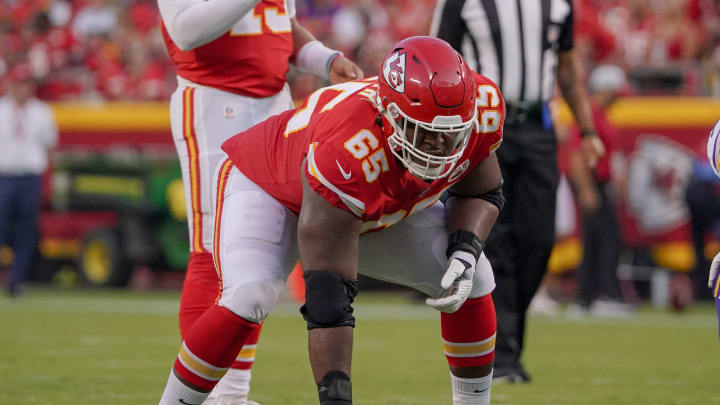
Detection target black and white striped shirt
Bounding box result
[431,0,574,103]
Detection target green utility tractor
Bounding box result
[45,148,188,287]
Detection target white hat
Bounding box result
[588,64,627,93]
[708,118,720,178]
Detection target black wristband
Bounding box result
[580,129,597,138]
[446,229,484,261]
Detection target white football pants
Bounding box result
[169,77,293,253]
[212,166,496,322]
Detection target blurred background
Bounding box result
[1,0,720,312]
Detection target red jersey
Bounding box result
[161,0,293,98]
[222,73,505,233]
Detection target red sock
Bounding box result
[440,295,497,368]
[179,252,264,377]
[231,324,262,370]
[179,251,220,339]
[174,304,260,391]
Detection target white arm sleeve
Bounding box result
[287,0,296,18]
[157,0,262,51]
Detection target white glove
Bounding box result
[709,252,720,290]
[426,250,477,313]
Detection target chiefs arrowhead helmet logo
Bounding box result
[382,50,406,93]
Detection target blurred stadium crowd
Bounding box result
[2,0,720,102]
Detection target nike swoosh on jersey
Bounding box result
[336,160,352,180]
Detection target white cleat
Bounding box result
[528,287,560,316]
[589,299,633,319]
[203,397,261,405]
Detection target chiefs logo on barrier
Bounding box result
[382,51,406,93]
[627,135,693,234]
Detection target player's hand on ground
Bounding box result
[709,252,720,289]
[426,250,476,313]
[329,55,364,84]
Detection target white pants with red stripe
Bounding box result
[211,166,496,323]
[169,77,294,253]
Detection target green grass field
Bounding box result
[1,288,719,404]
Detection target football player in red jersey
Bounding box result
[159,36,505,405]
[157,0,363,403]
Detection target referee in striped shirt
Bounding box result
[432,0,604,383]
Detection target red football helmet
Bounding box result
[378,36,477,180]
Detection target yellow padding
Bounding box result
[650,242,694,272]
[51,102,169,131]
[48,98,720,133]
[547,238,582,275]
[554,97,720,128]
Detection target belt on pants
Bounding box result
[504,101,545,127]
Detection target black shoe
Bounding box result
[515,363,532,383]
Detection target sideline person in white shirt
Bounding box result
[0,64,57,297]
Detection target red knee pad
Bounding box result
[179,251,220,338]
[441,294,496,368]
[174,304,260,391]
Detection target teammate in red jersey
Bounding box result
[157,0,363,403]
[159,36,504,405]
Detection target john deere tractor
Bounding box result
[44,148,188,287]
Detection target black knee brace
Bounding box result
[317,370,352,404]
[300,270,359,330]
